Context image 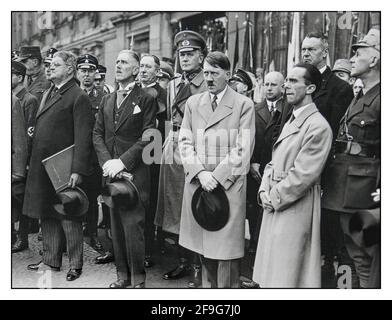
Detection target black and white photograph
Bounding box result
[7,4,385,300]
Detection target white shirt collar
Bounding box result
[209,85,228,106]
[293,103,312,119]
[141,82,156,88]
[319,65,327,74]
[119,81,136,91]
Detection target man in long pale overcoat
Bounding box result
[178,52,255,288]
[253,63,332,288]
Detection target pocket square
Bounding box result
[133,105,141,114]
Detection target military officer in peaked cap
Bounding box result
[76,54,106,252]
[155,30,208,288]
[157,61,174,90]
[95,64,115,94]
[17,46,51,103]
[229,68,254,96]
[322,29,381,288]
[43,48,58,80]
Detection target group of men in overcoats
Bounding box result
[11,26,380,288]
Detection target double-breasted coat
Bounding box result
[178,86,255,260]
[253,103,332,288]
[23,78,94,220]
[154,70,207,235]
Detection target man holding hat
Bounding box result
[11,60,39,253]
[17,46,51,103]
[76,54,106,252]
[322,29,381,288]
[154,30,208,288]
[24,51,94,281]
[178,51,255,288]
[93,50,157,288]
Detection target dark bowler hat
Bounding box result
[230,68,253,91]
[191,185,230,232]
[352,28,380,52]
[53,186,89,217]
[17,46,42,61]
[77,54,98,70]
[95,64,107,80]
[44,48,58,64]
[101,173,140,209]
[175,30,207,53]
[12,60,27,76]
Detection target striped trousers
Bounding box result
[200,256,241,288]
[41,217,83,269]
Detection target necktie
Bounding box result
[116,90,128,108]
[211,95,218,112]
[289,113,296,124]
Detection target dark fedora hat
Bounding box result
[101,173,139,209]
[53,186,89,217]
[17,46,42,61]
[191,185,230,232]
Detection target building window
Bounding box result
[129,32,150,55]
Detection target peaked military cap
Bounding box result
[174,30,207,53]
[157,61,174,80]
[12,60,27,76]
[17,46,42,61]
[77,54,98,70]
[44,48,58,64]
[352,28,380,52]
[94,64,107,80]
[332,59,352,74]
[230,68,253,91]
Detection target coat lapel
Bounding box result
[197,92,213,124]
[204,87,234,131]
[346,84,380,122]
[115,85,140,132]
[257,100,271,125]
[275,103,318,146]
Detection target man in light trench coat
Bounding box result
[178,51,255,288]
[253,63,333,288]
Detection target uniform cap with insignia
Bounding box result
[12,60,27,76]
[230,68,254,91]
[332,59,352,74]
[352,28,380,52]
[95,64,107,80]
[44,48,58,64]
[16,46,42,62]
[157,61,174,80]
[77,54,98,70]
[174,30,207,53]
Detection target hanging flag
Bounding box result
[287,12,300,74]
[129,32,134,51]
[323,12,332,67]
[263,13,272,74]
[232,15,239,73]
[224,16,229,56]
[242,13,251,71]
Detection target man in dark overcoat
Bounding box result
[93,50,157,288]
[24,51,94,281]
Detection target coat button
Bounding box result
[361,120,365,126]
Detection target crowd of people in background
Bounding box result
[11,26,380,289]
